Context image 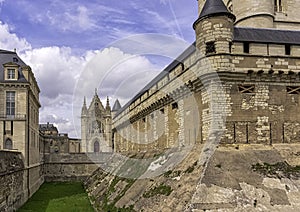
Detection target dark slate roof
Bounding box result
[0,49,28,83]
[234,27,300,45]
[115,42,196,117]
[112,99,121,112]
[198,0,234,20]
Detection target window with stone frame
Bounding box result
[227,0,233,12]
[274,0,283,12]
[7,69,16,80]
[6,91,15,116]
[238,85,255,94]
[287,86,300,94]
[206,41,216,55]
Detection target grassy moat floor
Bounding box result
[18,182,94,212]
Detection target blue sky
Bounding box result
[0,0,196,52]
[0,0,198,137]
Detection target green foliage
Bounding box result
[100,176,136,212]
[143,184,173,198]
[18,182,93,212]
[252,161,300,178]
[185,161,198,173]
[163,170,181,178]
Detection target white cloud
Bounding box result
[45,5,98,32]
[0,19,188,138]
[0,21,31,52]
[21,46,86,98]
[19,45,161,138]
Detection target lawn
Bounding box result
[18,182,94,212]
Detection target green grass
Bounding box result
[143,184,172,198]
[18,182,94,212]
[100,176,136,212]
[252,161,300,178]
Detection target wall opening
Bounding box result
[243,42,250,53]
[206,41,216,55]
[4,138,13,150]
[94,140,100,152]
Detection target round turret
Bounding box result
[232,0,274,28]
[194,0,235,55]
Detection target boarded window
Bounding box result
[238,85,255,94]
[287,86,300,94]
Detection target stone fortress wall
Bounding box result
[0,151,43,212]
[2,0,300,211]
[112,0,300,153]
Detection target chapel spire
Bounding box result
[106,96,111,111]
[81,96,88,115]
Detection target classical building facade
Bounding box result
[111,0,300,152]
[0,50,41,162]
[80,91,113,152]
[0,49,43,207]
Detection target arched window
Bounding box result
[5,138,12,150]
[94,140,100,152]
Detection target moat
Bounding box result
[18,182,93,212]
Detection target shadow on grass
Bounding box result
[18,182,93,212]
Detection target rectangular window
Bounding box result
[172,102,178,110]
[243,42,250,53]
[7,69,16,79]
[285,44,291,55]
[274,0,283,12]
[6,91,15,116]
[206,41,216,55]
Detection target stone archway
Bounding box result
[94,140,100,152]
[4,138,12,150]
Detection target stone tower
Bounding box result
[80,90,112,153]
[232,0,274,28]
[194,0,235,56]
[198,0,300,30]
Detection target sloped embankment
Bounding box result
[84,144,300,211]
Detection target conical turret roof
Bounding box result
[197,0,235,22]
[112,99,121,112]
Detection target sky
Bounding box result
[0,0,198,137]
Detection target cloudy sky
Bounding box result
[0,0,198,137]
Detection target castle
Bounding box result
[1,0,300,211]
[111,0,300,152]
